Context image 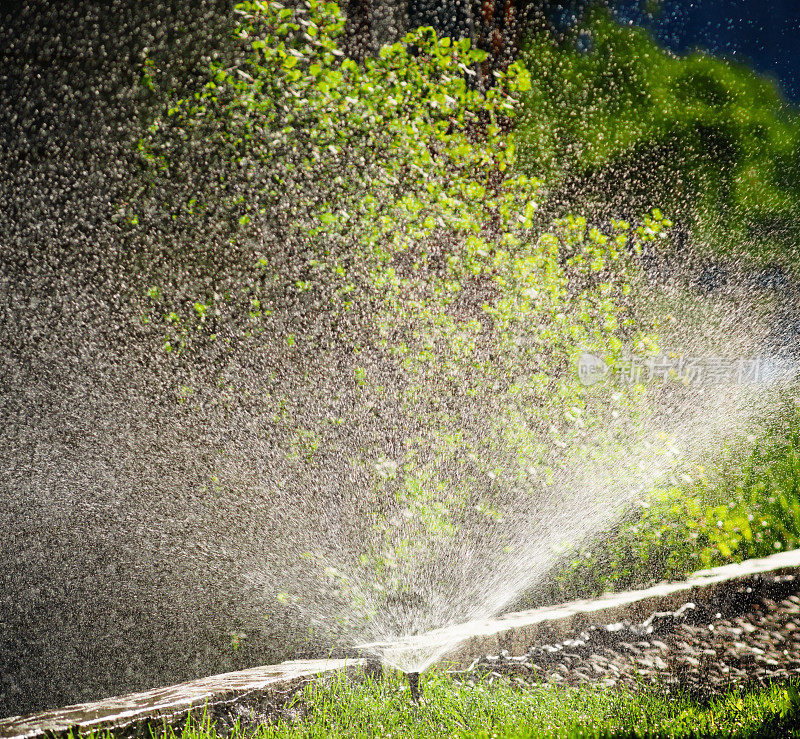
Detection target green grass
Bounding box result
[87,670,800,739]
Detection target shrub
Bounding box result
[517,10,800,269]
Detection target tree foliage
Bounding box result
[131,0,667,642]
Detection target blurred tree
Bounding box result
[515,10,800,271]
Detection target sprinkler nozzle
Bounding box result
[406,671,421,703]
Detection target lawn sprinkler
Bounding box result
[406,671,421,703]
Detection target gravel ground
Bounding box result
[457,574,800,700]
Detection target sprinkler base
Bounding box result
[406,671,421,703]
